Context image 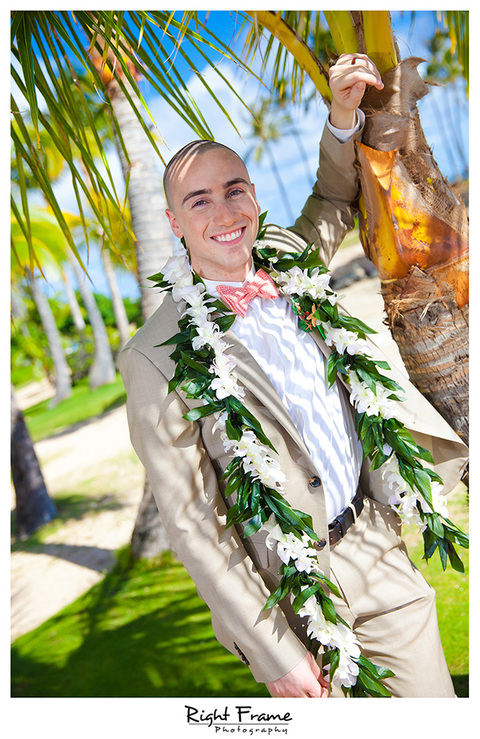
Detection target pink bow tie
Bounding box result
[217,269,278,318]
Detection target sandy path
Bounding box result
[11,405,145,640]
[11,245,405,642]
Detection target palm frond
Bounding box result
[439,10,469,93]
[10,10,262,272]
[243,11,331,103]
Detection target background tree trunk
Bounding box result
[62,270,86,333]
[29,270,72,406]
[106,77,174,320]
[103,74,174,557]
[11,386,57,538]
[100,247,131,349]
[130,477,170,559]
[68,255,116,389]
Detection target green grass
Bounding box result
[23,373,127,442]
[11,491,468,698]
[402,487,469,696]
[13,374,468,697]
[11,549,269,698]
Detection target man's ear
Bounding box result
[165,209,183,238]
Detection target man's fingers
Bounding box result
[330,52,384,91]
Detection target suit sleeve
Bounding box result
[118,345,308,683]
[287,122,363,266]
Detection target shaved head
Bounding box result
[163,140,247,209]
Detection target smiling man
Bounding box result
[163,143,260,281]
[119,54,467,698]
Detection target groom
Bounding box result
[119,54,467,697]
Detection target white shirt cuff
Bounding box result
[327,108,365,142]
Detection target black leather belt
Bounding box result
[328,487,364,547]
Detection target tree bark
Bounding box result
[106,78,175,321]
[69,255,116,389]
[103,73,174,556]
[100,247,131,349]
[29,270,72,406]
[63,269,86,333]
[130,477,170,559]
[11,386,56,538]
[357,58,469,445]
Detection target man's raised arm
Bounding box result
[287,53,383,266]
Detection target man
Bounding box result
[119,54,467,697]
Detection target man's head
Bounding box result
[164,140,260,281]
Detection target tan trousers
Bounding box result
[326,496,455,697]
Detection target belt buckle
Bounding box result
[336,510,347,539]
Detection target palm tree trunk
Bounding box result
[100,247,131,349]
[68,255,116,389]
[29,270,72,406]
[130,477,170,558]
[102,73,173,557]
[357,58,469,444]
[11,385,56,537]
[62,270,86,333]
[106,77,175,321]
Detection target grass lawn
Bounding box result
[12,376,468,697]
[11,549,269,698]
[11,489,468,698]
[401,486,469,696]
[23,373,127,442]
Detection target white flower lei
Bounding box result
[151,236,467,696]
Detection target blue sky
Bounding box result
[39,10,469,298]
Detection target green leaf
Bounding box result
[225,503,241,527]
[413,467,433,506]
[292,583,321,613]
[180,351,211,377]
[183,404,219,422]
[225,417,243,441]
[226,397,277,451]
[159,330,192,346]
[243,510,267,537]
[337,313,377,336]
[447,544,465,574]
[317,591,338,624]
[215,313,237,332]
[357,654,395,680]
[222,456,242,480]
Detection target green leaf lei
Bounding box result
[149,218,468,697]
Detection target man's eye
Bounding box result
[192,199,208,208]
[228,188,243,197]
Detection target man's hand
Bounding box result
[329,53,384,129]
[266,651,329,698]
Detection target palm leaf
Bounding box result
[244,11,331,103]
[10,10,261,273]
[440,10,469,93]
[361,11,398,74]
[323,11,358,55]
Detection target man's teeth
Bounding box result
[213,229,242,243]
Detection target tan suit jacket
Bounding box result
[119,125,468,683]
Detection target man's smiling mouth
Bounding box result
[211,227,245,243]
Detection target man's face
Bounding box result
[165,147,260,281]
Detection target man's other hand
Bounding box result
[266,651,329,698]
[329,53,384,129]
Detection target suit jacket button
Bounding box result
[309,476,321,488]
[314,538,327,551]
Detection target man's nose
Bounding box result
[212,200,236,226]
